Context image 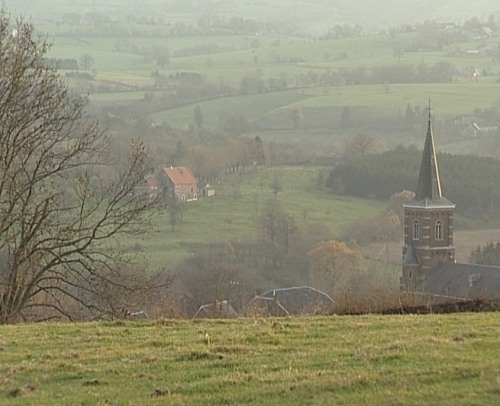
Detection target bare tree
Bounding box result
[290,107,303,130]
[79,53,94,70]
[0,11,161,323]
[346,134,385,159]
[270,172,283,200]
[194,105,204,128]
[258,200,297,270]
[167,195,185,232]
[179,250,245,313]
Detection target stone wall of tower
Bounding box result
[402,205,455,291]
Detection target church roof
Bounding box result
[404,196,455,209]
[425,262,500,299]
[416,112,442,200]
[403,243,420,265]
[410,107,455,208]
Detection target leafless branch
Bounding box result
[0,10,163,323]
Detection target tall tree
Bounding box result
[290,107,303,130]
[194,105,204,128]
[79,53,94,70]
[0,11,159,322]
[470,242,500,266]
[346,134,380,158]
[341,105,351,129]
[167,193,185,232]
[258,200,298,270]
[270,172,283,200]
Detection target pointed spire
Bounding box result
[415,101,442,201]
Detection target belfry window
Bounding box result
[413,220,419,240]
[435,220,443,241]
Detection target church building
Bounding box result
[401,110,500,300]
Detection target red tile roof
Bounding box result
[163,166,197,185]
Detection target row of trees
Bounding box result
[44,54,94,71]
[328,146,500,218]
[470,242,500,266]
[62,7,498,41]
[62,11,301,38]
[152,59,462,102]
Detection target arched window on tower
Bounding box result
[413,220,419,240]
[435,220,443,241]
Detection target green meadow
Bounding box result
[45,28,500,81]
[23,5,498,160]
[2,313,500,405]
[122,166,384,270]
[37,19,499,112]
[149,80,500,129]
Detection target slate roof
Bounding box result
[403,243,420,265]
[163,166,197,185]
[425,262,500,299]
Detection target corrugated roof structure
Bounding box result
[244,286,334,316]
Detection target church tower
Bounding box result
[401,107,456,291]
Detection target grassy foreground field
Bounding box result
[2,313,500,405]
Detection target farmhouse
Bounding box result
[464,122,499,138]
[200,183,215,197]
[401,111,500,300]
[161,166,198,202]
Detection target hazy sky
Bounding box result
[6,0,500,35]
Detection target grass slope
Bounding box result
[122,166,383,269]
[150,79,500,133]
[2,313,500,405]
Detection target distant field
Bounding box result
[150,80,500,126]
[2,313,500,405]
[20,7,499,161]
[148,80,500,155]
[43,27,500,78]
[89,91,145,102]
[149,90,310,128]
[38,20,500,96]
